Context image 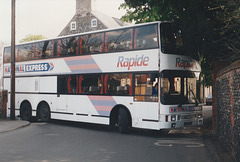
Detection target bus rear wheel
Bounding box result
[118,108,129,133]
[38,103,51,122]
[20,102,32,121]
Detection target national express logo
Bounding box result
[4,62,54,73]
[117,55,149,70]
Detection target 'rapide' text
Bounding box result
[117,55,149,70]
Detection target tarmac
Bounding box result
[0,119,30,134]
[0,118,235,162]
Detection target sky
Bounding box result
[0,0,125,44]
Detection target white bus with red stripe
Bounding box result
[2,21,203,133]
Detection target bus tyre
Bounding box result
[20,102,31,121]
[39,103,50,122]
[118,108,129,134]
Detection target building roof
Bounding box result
[91,11,123,29]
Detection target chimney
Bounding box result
[76,0,92,15]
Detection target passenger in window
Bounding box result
[107,76,120,94]
[81,77,88,93]
[152,83,158,95]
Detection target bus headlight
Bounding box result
[198,114,202,118]
[171,115,176,121]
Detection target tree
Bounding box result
[19,34,46,43]
[119,0,240,86]
[213,0,240,61]
[0,41,7,58]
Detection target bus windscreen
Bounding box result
[160,70,199,105]
[160,23,185,55]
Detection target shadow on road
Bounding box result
[46,106,213,138]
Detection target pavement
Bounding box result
[0,119,30,134]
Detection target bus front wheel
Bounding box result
[38,103,51,122]
[118,108,129,133]
[20,102,32,121]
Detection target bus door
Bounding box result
[56,76,70,112]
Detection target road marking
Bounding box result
[154,138,205,148]
[44,133,60,136]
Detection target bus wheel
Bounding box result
[39,103,50,122]
[118,108,129,133]
[20,102,31,121]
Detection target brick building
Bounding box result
[215,60,240,161]
[59,0,126,36]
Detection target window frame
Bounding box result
[91,19,97,28]
[70,21,77,31]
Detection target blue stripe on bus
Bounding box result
[91,100,116,107]
[65,59,96,66]
[97,111,111,116]
[71,69,102,73]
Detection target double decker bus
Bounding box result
[2,21,203,133]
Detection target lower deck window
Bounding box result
[58,73,158,102]
[134,73,158,102]
[58,73,132,95]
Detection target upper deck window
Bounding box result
[3,23,161,63]
[80,33,103,54]
[134,24,158,49]
[3,47,11,63]
[160,23,184,55]
[56,37,78,56]
[42,41,54,58]
[105,28,133,52]
[17,44,34,61]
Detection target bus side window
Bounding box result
[57,39,68,57]
[67,76,78,94]
[105,75,120,95]
[80,33,103,54]
[81,35,90,54]
[42,41,53,58]
[105,29,133,52]
[81,75,102,94]
[35,42,44,59]
[89,33,103,53]
[134,73,158,102]
[104,74,132,95]
[134,24,158,49]
[15,46,21,61]
[58,76,67,94]
[68,37,79,55]
[27,44,34,60]
[57,37,78,56]
[3,47,11,63]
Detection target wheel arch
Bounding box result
[19,100,32,121]
[20,100,32,113]
[110,104,132,127]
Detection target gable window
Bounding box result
[91,19,97,27]
[70,22,76,30]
